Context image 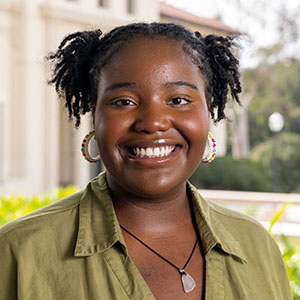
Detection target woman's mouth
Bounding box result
[130,145,176,158]
[122,143,181,164]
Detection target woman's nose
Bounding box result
[132,103,171,134]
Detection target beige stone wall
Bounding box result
[0,0,159,194]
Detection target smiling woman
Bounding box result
[0,22,292,300]
[95,37,209,198]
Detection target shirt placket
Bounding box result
[102,246,157,300]
[204,250,225,300]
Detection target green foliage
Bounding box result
[281,236,300,299]
[190,156,272,192]
[0,186,78,226]
[269,202,291,233]
[269,205,300,299]
[244,58,300,148]
[250,133,300,192]
[288,108,300,134]
[244,56,300,193]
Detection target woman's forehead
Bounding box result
[102,36,199,74]
[98,36,205,92]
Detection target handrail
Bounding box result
[198,189,300,205]
[198,189,300,229]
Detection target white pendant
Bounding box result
[180,270,196,293]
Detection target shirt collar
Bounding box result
[188,181,247,264]
[74,172,247,264]
[74,172,127,257]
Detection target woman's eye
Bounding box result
[169,97,191,105]
[111,99,136,107]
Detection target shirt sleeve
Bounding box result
[0,229,18,300]
[267,234,293,300]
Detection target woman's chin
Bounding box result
[106,170,187,200]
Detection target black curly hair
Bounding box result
[47,22,241,127]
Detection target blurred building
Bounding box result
[0,0,240,194]
[160,2,240,36]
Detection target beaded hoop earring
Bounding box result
[81,130,101,163]
[201,132,217,163]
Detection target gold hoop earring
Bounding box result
[201,132,217,163]
[81,130,101,163]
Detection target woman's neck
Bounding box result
[107,175,194,235]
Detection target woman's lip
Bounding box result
[122,139,181,148]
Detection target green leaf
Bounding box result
[269,202,290,233]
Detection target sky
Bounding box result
[164,0,300,68]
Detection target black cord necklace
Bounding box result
[120,225,198,293]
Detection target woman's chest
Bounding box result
[128,240,205,300]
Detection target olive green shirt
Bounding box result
[0,172,292,299]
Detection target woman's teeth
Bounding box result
[132,146,175,158]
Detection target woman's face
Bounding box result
[94,37,209,198]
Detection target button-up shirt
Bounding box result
[0,172,292,299]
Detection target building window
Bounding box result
[127,0,135,14]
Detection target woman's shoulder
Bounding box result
[206,198,279,247]
[202,194,284,263]
[189,183,280,256]
[0,173,108,247]
[205,194,274,241]
[0,190,84,243]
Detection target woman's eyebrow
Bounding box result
[104,81,198,93]
[104,82,137,93]
[164,81,198,90]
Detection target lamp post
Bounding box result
[268,112,284,192]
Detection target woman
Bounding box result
[0,22,292,299]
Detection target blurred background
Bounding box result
[0,0,299,194]
[0,0,300,296]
